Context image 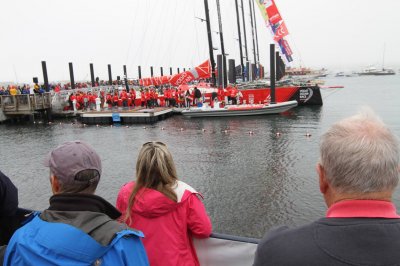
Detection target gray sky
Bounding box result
[1,0,399,83]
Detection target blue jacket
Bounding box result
[4,213,149,266]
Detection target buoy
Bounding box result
[276,132,281,137]
[305,133,311,137]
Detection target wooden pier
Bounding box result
[80,107,174,124]
[0,93,52,122]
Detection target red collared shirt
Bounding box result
[326,200,400,219]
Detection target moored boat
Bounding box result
[181,100,297,118]
[358,66,396,76]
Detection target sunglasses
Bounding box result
[143,141,167,147]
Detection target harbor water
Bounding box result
[1,75,399,239]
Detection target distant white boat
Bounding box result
[358,45,396,76]
[358,66,395,76]
[335,72,345,77]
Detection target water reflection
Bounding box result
[2,76,400,238]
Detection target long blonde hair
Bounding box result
[125,142,178,221]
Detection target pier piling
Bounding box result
[108,64,112,85]
[217,54,223,88]
[41,61,49,91]
[69,63,75,90]
[90,63,95,87]
[123,65,129,90]
[138,66,142,80]
[270,44,276,104]
[228,59,235,84]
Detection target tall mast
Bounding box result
[248,0,257,69]
[203,0,216,86]
[251,0,260,66]
[234,0,245,81]
[382,43,386,70]
[216,0,227,88]
[240,0,249,63]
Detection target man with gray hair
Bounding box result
[254,108,400,265]
[4,140,149,265]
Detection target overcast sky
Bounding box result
[1,0,399,83]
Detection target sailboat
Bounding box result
[358,66,395,76]
[358,45,396,76]
[138,0,323,107]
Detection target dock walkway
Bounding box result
[0,93,52,122]
[80,107,174,124]
[0,93,52,115]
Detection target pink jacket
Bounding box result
[116,180,212,266]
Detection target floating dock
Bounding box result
[79,107,174,124]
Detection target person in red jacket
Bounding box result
[106,92,112,109]
[130,89,136,107]
[113,91,119,108]
[140,89,145,107]
[116,141,212,266]
[120,89,128,108]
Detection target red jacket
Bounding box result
[116,181,212,266]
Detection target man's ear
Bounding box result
[317,163,329,194]
[50,175,61,194]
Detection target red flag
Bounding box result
[266,0,282,25]
[274,22,288,42]
[139,60,210,86]
[169,60,210,86]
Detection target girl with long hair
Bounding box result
[116,141,212,266]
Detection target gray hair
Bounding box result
[53,169,100,194]
[320,107,399,194]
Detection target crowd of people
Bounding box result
[1,78,248,112]
[64,84,246,112]
[1,107,398,265]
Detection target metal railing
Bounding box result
[0,93,52,114]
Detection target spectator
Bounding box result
[116,141,212,266]
[4,141,149,266]
[253,108,400,266]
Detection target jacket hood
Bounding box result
[133,181,198,218]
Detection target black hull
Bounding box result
[290,86,323,106]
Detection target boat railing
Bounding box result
[1,208,260,265]
[194,232,259,266]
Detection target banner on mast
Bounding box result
[256,0,293,62]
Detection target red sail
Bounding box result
[139,60,211,86]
